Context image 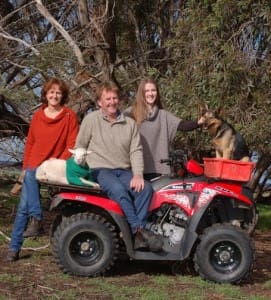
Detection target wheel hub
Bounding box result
[76,238,97,256]
[211,241,241,272]
[80,240,92,252]
[70,232,103,265]
[217,247,233,264]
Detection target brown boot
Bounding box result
[6,250,19,262]
[23,217,44,238]
[134,228,163,252]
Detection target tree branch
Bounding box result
[35,0,86,66]
[0,28,40,56]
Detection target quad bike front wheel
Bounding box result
[194,223,254,284]
[51,213,119,276]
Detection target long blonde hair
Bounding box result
[131,78,163,124]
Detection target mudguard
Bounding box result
[179,205,207,260]
[49,191,123,214]
[179,193,255,260]
[49,191,139,255]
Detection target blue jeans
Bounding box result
[92,168,153,233]
[9,168,42,252]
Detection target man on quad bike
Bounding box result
[75,81,163,252]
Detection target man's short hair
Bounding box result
[96,81,120,100]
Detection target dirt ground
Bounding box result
[0,208,271,299]
[0,177,271,299]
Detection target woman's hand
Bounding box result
[197,116,205,126]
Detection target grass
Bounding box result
[0,274,23,283]
[256,203,271,230]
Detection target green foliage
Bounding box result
[2,0,271,155]
[32,41,76,78]
[257,203,271,230]
[0,84,38,116]
[160,0,271,153]
[1,40,75,115]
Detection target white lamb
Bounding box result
[36,148,99,188]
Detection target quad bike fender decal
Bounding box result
[50,192,124,215]
[163,193,191,210]
[194,187,217,210]
[149,192,195,215]
[160,183,195,191]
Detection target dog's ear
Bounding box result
[215,107,223,117]
[199,102,208,116]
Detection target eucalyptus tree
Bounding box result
[0,0,178,137]
[0,0,271,161]
[162,0,271,153]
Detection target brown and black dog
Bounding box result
[199,104,250,161]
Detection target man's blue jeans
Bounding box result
[92,168,153,233]
[9,168,42,252]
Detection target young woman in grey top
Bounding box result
[126,77,203,180]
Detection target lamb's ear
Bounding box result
[86,151,92,155]
[69,148,75,154]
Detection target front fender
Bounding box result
[49,192,136,255]
[179,194,255,260]
[179,205,206,260]
[50,195,63,211]
[49,191,124,215]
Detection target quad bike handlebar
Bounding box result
[160,149,193,178]
[160,149,188,165]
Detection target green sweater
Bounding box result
[75,110,144,176]
[66,157,93,186]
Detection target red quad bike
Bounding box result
[47,150,257,284]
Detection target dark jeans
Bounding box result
[9,168,42,252]
[92,168,153,233]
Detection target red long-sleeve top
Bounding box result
[23,105,79,169]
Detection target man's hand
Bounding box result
[130,174,144,192]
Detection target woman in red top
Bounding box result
[6,78,79,262]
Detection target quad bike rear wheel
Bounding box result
[51,212,119,276]
[194,223,254,284]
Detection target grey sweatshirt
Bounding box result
[138,108,180,174]
[75,109,144,176]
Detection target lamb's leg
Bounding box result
[79,177,100,188]
[35,170,48,182]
